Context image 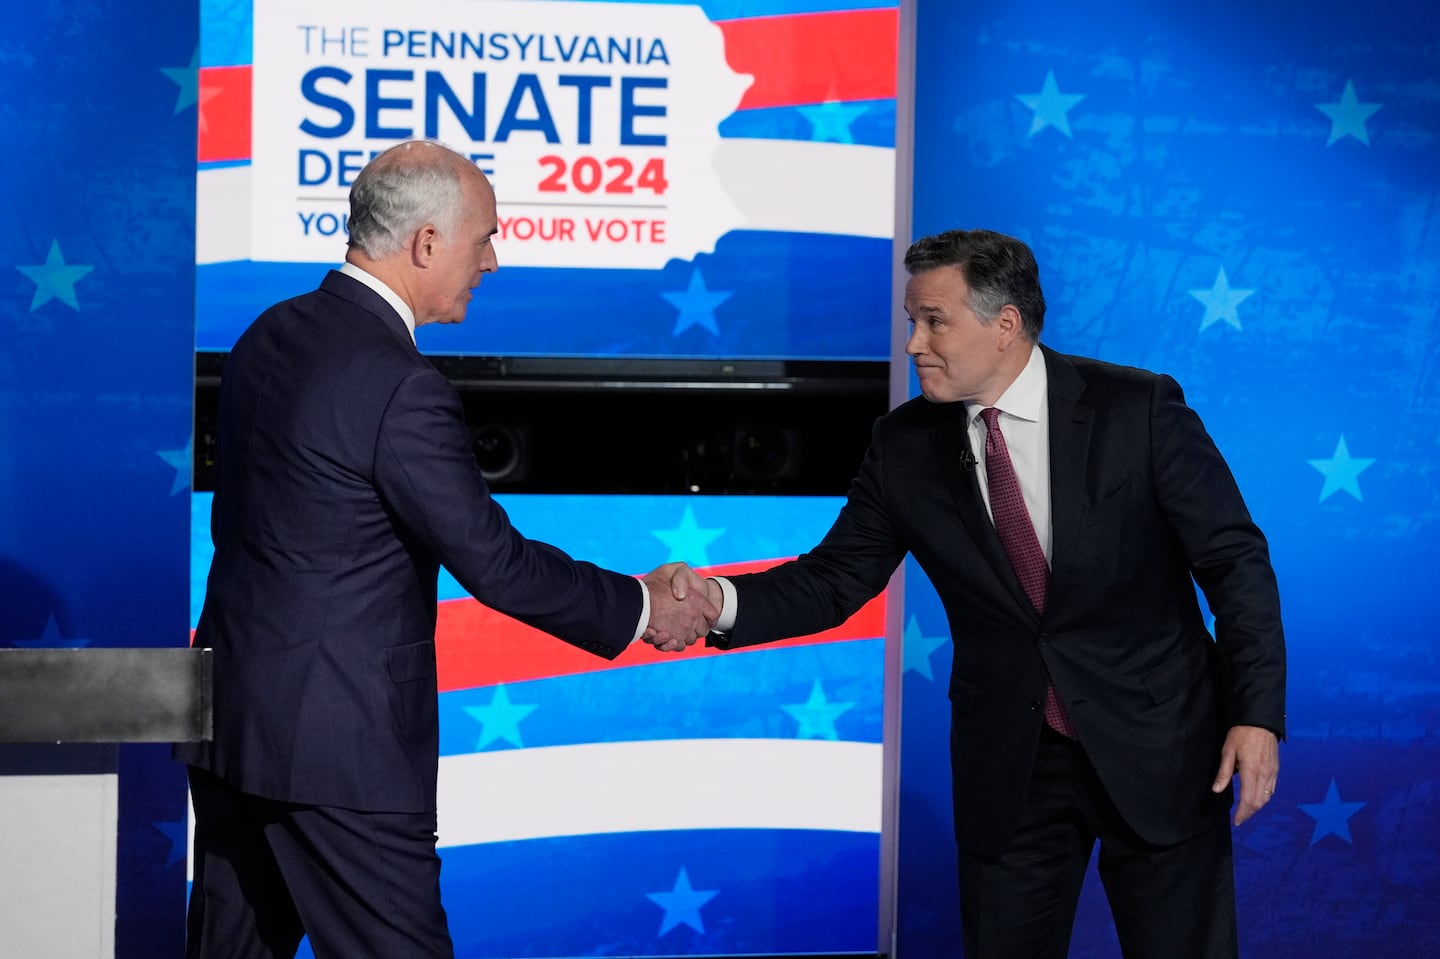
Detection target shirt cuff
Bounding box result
[630,578,650,643]
[711,576,738,633]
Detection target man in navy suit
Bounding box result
[175,139,717,958]
[672,229,1286,958]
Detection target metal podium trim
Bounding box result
[0,647,213,743]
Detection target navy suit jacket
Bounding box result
[175,271,641,813]
[711,346,1286,855]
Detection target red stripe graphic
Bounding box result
[435,557,887,692]
[196,9,899,163]
[187,558,886,689]
[199,65,251,163]
[716,9,899,111]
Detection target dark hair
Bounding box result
[903,229,1045,339]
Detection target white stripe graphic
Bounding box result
[196,164,252,265]
[188,738,879,880]
[713,139,896,239]
[437,737,882,847]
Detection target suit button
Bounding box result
[1038,634,1050,647]
[1028,699,1042,712]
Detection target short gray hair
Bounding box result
[347,141,467,259]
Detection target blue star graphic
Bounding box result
[157,439,193,496]
[796,100,869,144]
[461,684,538,750]
[646,867,719,936]
[781,679,854,741]
[1189,267,1254,332]
[902,614,948,681]
[652,505,725,566]
[1315,80,1381,147]
[15,614,91,649]
[1299,779,1365,845]
[661,269,732,336]
[16,240,94,312]
[160,47,201,114]
[151,818,189,867]
[1015,70,1086,138]
[1307,436,1375,502]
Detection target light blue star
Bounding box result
[160,47,201,113]
[1299,779,1365,845]
[781,679,855,741]
[1307,436,1375,502]
[461,684,537,750]
[651,505,725,566]
[661,269,732,336]
[16,240,94,312]
[1189,267,1254,332]
[1315,80,1381,147]
[796,100,869,144]
[151,818,189,867]
[902,614,948,681]
[157,439,193,496]
[646,867,719,936]
[15,614,91,649]
[1015,69,1086,138]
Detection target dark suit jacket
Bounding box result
[711,346,1285,855]
[175,271,641,813]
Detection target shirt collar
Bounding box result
[966,342,1047,426]
[338,261,417,344]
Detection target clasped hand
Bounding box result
[640,562,718,652]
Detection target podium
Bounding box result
[0,648,211,957]
[0,647,212,743]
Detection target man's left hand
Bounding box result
[1211,724,1280,826]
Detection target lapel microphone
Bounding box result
[959,450,977,472]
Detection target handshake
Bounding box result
[638,562,724,653]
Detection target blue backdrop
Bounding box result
[898,0,1440,955]
[2,1,198,955]
[6,0,1437,956]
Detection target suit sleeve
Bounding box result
[1150,374,1287,738]
[712,421,906,649]
[372,366,641,659]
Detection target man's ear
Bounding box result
[995,303,1024,347]
[410,225,439,267]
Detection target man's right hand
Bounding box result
[640,563,720,652]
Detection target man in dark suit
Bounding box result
[174,139,716,959]
[676,229,1285,957]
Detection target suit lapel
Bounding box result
[1043,346,1093,600]
[931,400,1039,619]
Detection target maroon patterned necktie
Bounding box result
[979,407,1076,738]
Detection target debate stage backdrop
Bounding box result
[2,1,197,956]
[189,493,887,958]
[195,0,900,364]
[896,0,1440,956]
[5,1,1439,957]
